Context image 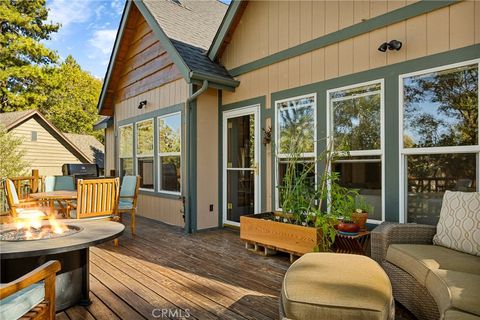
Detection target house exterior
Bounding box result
[0,110,104,176]
[99,0,479,232]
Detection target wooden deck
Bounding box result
[56,216,290,320]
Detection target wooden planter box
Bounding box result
[240,212,321,256]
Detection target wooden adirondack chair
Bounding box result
[68,178,120,220]
[117,176,141,235]
[0,260,61,320]
[5,179,52,220]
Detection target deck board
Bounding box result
[57,216,289,320]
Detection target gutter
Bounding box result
[184,80,208,234]
[189,71,240,90]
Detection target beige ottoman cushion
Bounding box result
[281,253,393,320]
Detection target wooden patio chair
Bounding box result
[5,179,52,220]
[68,178,120,220]
[118,175,141,235]
[0,260,61,320]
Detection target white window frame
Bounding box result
[398,59,480,223]
[274,93,317,211]
[135,118,154,191]
[118,124,134,177]
[157,112,182,195]
[326,79,385,224]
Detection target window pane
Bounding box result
[406,153,477,225]
[136,120,154,156]
[120,158,133,176]
[334,157,382,221]
[331,83,381,151]
[227,114,255,168]
[226,170,255,222]
[119,125,133,158]
[403,64,478,148]
[159,114,181,153]
[137,157,154,189]
[160,156,181,192]
[277,158,316,208]
[277,96,315,154]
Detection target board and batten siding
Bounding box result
[11,119,82,176]
[220,0,479,214]
[221,0,422,70]
[104,126,115,175]
[222,0,480,106]
[107,5,189,226]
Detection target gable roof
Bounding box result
[98,0,239,115]
[63,133,104,168]
[0,110,92,164]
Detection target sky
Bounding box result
[44,0,231,80]
[45,0,124,79]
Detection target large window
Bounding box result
[136,119,154,190]
[275,94,316,210]
[158,113,181,193]
[119,124,133,177]
[401,61,479,225]
[329,81,384,221]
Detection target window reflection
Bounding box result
[403,64,478,148]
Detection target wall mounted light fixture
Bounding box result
[138,100,147,109]
[378,40,402,52]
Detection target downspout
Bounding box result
[184,79,208,233]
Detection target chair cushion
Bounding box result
[118,199,133,210]
[426,269,480,317]
[120,176,137,197]
[7,180,19,205]
[0,282,44,320]
[386,244,480,286]
[54,176,75,191]
[433,191,480,256]
[16,209,48,219]
[282,253,393,320]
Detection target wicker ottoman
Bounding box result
[280,253,394,320]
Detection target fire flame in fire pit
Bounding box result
[0,211,81,241]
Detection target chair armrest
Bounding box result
[371,222,436,264]
[0,260,61,299]
[15,200,41,207]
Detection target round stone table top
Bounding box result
[0,219,125,259]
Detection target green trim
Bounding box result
[117,103,184,126]
[97,0,131,114]
[93,117,113,130]
[208,0,244,61]
[134,0,191,82]
[220,96,267,220]
[229,0,458,77]
[268,44,480,222]
[217,90,223,228]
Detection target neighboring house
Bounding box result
[63,133,105,175]
[0,110,104,176]
[98,0,479,232]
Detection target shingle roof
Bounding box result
[142,0,234,81]
[63,133,104,168]
[0,110,36,130]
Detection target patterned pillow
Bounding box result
[433,191,480,256]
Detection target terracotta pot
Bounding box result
[337,220,360,233]
[352,212,368,231]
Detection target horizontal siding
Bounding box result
[11,119,82,176]
[137,194,184,227]
[113,9,183,104]
[221,0,421,69]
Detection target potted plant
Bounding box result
[351,197,372,231]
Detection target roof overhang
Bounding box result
[93,117,114,130]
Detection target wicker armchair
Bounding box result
[371,222,439,320]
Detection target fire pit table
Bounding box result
[0,219,124,310]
